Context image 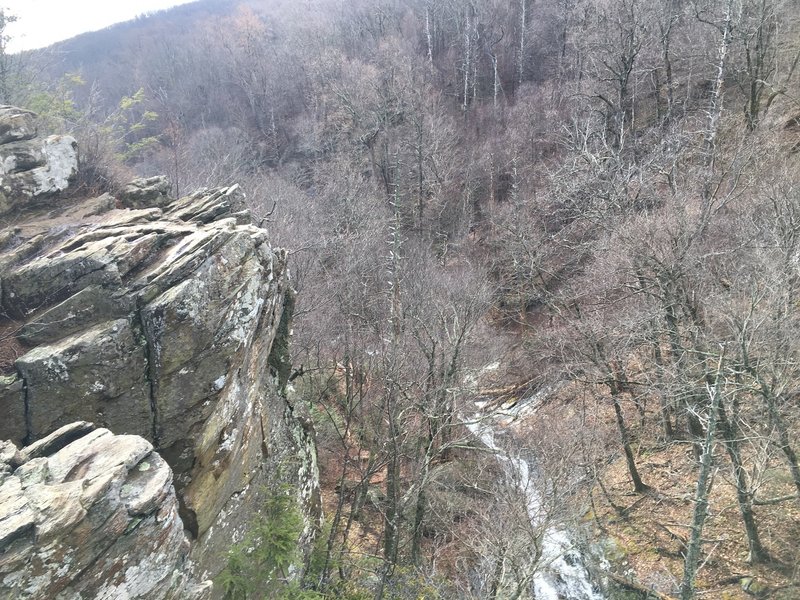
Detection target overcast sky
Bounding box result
[4,0,199,52]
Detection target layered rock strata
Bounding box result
[0,107,320,589]
[0,422,211,599]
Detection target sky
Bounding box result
[3,0,199,53]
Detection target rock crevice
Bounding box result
[0,107,321,595]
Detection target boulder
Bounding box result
[0,422,211,599]
[119,175,171,209]
[0,133,78,215]
[0,139,46,173]
[0,106,37,144]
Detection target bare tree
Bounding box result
[679,351,725,600]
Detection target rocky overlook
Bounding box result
[0,107,320,596]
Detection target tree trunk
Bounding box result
[718,398,768,563]
[383,438,400,565]
[743,338,800,502]
[318,425,351,586]
[659,0,677,124]
[700,0,738,207]
[489,546,507,599]
[661,291,703,456]
[491,53,499,110]
[609,380,648,493]
[411,403,435,565]
[517,0,527,88]
[462,7,472,112]
[763,389,800,500]
[679,356,724,600]
[652,333,675,440]
[425,5,434,69]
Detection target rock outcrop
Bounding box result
[118,175,171,209]
[0,422,211,599]
[0,108,320,593]
[0,106,78,216]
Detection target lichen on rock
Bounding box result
[0,107,321,593]
[0,422,211,599]
[0,106,78,216]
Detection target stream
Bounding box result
[466,389,606,600]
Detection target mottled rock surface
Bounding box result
[0,108,321,587]
[0,422,211,599]
[0,106,37,144]
[0,106,78,216]
[119,175,171,209]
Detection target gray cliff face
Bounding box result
[0,108,320,595]
[0,422,211,599]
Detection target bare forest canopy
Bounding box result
[6,0,800,598]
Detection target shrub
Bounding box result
[216,487,321,600]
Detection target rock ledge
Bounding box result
[0,422,211,599]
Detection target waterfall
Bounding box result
[465,414,605,600]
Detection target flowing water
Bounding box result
[465,397,606,600]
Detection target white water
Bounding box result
[466,414,605,600]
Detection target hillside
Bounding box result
[3,0,800,598]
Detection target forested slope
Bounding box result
[6,0,800,597]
